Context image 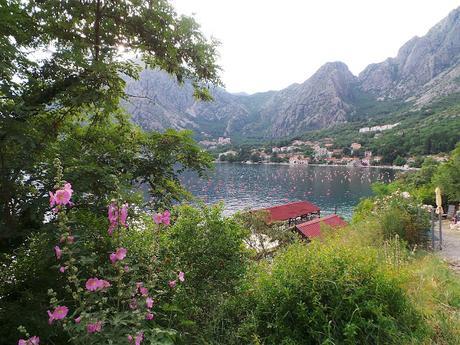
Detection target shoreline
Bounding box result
[214,161,419,171]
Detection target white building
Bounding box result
[359,123,400,133]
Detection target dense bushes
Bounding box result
[214,241,427,345]
[353,191,430,248]
[159,204,249,343]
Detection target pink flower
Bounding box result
[153,213,162,225]
[18,336,40,345]
[75,316,82,323]
[86,278,100,291]
[162,210,171,225]
[49,192,56,208]
[109,247,127,264]
[54,246,62,260]
[129,298,138,310]
[87,321,102,334]
[178,271,185,282]
[135,332,144,345]
[109,253,117,264]
[146,297,154,308]
[139,287,148,296]
[59,266,67,273]
[108,203,118,224]
[107,202,129,235]
[120,203,128,227]
[64,183,73,194]
[145,312,154,320]
[108,223,116,236]
[101,279,111,288]
[168,280,177,288]
[128,335,133,342]
[55,189,71,206]
[153,210,171,225]
[47,305,68,324]
[85,278,110,292]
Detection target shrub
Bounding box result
[354,191,430,248]
[220,241,427,345]
[159,203,250,342]
[1,171,182,345]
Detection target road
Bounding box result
[436,220,460,273]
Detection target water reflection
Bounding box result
[180,163,396,219]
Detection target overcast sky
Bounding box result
[172,0,460,94]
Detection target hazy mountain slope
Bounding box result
[359,7,460,101]
[124,6,460,141]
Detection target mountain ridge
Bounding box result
[125,6,460,141]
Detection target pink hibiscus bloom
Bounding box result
[75,316,82,323]
[129,298,138,310]
[107,202,129,234]
[49,191,56,208]
[64,183,73,194]
[153,213,162,225]
[168,280,177,288]
[162,210,171,225]
[109,247,127,264]
[135,332,144,345]
[178,271,185,282]
[47,305,68,324]
[87,321,102,334]
[145,312,154,320]
[55,189,71,206]
[85,278,100,291]
[54,246,62,260]
[139,287,148,296]
[18,336,40,345]
[108,202,118,224]
[85,278,111,292]
[101,279,111,288]
[120,203,128,227]
[146,297,154,308]
[59,266,67,273]
[153,210,171,225]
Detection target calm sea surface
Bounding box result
[180,163,396,219]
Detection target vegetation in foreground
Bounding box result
[1,147,460,344]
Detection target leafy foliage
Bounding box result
[215,242,427,345]
[0,0,220,249]
[158,204,249,343]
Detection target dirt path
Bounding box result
[436,220,460,273]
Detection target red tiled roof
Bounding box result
[295,215,347,239]
[258,201,320,223]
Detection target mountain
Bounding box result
[359,7,460,104]
[124,6,460,141]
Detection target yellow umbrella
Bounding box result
[435,187,443,215]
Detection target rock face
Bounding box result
[359,7,460,101]
[125,6,460,139]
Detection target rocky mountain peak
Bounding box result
[359,6,460,100]
[126,6,460,140]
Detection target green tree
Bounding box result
[432,144,460,202]
[393,155,407,166]
[0,0,221,248]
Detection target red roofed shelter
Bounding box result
[258,201,320,226]
[295,214,347,240]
